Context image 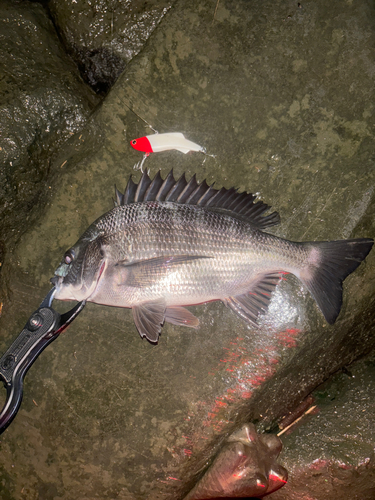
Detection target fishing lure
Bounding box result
[130,132,205,155]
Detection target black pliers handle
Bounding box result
[0,288,85,435]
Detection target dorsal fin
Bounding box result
[114,169,280,229]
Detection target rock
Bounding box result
[0,0,98,272]
[270,352,375,500]
[47,0,174,94]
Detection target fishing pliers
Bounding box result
[0,288,85,434]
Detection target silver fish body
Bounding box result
[51,170,373,343]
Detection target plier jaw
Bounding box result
[0,288,85,435]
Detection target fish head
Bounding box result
[51,231,106,302]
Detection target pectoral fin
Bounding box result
[224,272,283,326]
[132,299,166,343]
[117,255,211,288]
[165,307,200,329]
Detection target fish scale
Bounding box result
[51,170,373,343]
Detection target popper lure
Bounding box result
[130,132,206,155]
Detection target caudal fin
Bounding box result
[300,238,373,324]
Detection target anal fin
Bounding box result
[224,272,282,326]
[132,299,166,343]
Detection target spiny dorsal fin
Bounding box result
[114,169,280,229]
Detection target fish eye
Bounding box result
[131,139,137,145]
[64,249,75,265]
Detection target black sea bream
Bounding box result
[51,170,373,343]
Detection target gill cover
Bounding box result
[52,232,106,302]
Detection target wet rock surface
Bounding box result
[271,352,375,500]
[0,0,374,499]
[0,0,98,268]
[47,0,174,94]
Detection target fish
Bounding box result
[51,170,373,344]
[130,132,205,155]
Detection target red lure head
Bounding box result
[130,136,153,153]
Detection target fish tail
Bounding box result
[299,238,373,324]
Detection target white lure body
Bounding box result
[130,132,205,154]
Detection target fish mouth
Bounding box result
[50,259,106,302]
[50,275,62,287]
